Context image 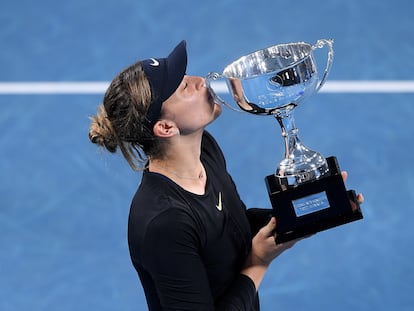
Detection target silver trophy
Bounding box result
[206,39,363,243]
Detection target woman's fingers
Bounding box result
[341,171,348,182]
[260,217,276,237]
[356,193,364,204]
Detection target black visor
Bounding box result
[141,40,187,125]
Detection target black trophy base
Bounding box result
[265,156,363,244]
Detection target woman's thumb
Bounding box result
[261,217,276,237]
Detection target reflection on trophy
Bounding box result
[206,39,363,243]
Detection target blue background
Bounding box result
[1,0,413,310]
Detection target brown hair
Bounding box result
[88,61,164,170]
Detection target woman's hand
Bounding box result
[341,171,365,208]
[249,217,296,267]
[241,217,300,290]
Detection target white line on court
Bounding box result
[0,81,414,94]
[0,82,109,94]
[321,81,414,93]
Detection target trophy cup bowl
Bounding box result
[206,39,363,243]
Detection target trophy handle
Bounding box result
[313,39,334,92]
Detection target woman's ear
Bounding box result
[153,120,179,137]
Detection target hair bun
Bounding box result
[89,104,118,153]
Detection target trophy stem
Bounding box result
[274,104,329,187]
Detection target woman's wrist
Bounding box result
[240,253,270,290]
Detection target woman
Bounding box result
[89,41,363,310]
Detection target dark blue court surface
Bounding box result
[1,1,413,310]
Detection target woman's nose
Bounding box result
[187,76,205,89]
[195,76,206,89]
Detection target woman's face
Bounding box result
[161,75,222,134]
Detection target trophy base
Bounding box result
[265,156,363,244]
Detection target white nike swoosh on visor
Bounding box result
[149,58,159,66]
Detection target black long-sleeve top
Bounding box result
[128,131,259,310]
